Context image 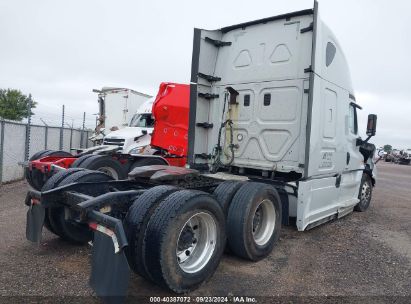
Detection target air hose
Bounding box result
[211,91,235,173]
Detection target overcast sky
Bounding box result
[1,0,410,148]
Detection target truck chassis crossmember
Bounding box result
[26,180,144,244]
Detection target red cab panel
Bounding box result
[151,83,190,158]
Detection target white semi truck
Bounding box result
[102,98,155,154]
[90,87,152,143]
[25,2,378,298]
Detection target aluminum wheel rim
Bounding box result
[360,181,371,204]
[252,199,276,246]
[176,212,217,274]
[97,167,118,179]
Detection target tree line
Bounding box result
[0,89,37,121]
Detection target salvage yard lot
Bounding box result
[0,162,410,302]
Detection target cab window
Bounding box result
[129,114,155,128]
[326,42,336,67]
[348,104,358,134]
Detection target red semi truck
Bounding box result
[26,83,190,190]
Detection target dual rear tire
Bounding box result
[214,181,282,261]
[39,166,280,291]
[28,149,167,191]
[71,154,167,179]
[225,182,282,261]
[123,181,281,292]
[41,168,113,243]
[26,150,73,190]
[71,154,127,180]
[124,187,226,293]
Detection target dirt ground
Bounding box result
[0,162,410,303]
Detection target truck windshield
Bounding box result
[129,113,154,128]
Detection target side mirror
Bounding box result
[357,114,378,146]
[366,114,377,136]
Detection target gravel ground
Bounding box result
[0,162,410,303]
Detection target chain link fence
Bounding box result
[0,119,93,184]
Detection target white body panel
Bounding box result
[297,175,359,230]
[103,98,155,154]
[103,127,152,154]
[297,6,364,229]
[190,15,313,174]
[100,88,151,131]
[189,3,372,231]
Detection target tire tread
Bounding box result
[124,185,179,278]
[144,190,223,293]
[227,182,281,261]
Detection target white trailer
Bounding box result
[92,87,151,142]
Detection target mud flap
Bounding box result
[26,203,45,243]
[90,232,130,301]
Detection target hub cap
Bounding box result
[360,181,371,204]
[176,212,217,273]
[97,167,119,179]
[252,199,276,246]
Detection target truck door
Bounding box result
[338,100,363,205]
[296,78,344,231]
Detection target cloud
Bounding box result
[355,91,411,148]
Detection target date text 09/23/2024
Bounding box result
[149,296,257,303]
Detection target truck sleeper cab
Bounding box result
[25,2,377,298]
[188,2,376,230]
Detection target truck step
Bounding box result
[198,92,219,100]
[198,73,221,82]
[204,36,232,47]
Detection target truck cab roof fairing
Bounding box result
[313,16,354,96]
[188,1,358,176]
[188,7,315,172]
[219,9,314,33]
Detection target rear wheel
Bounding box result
[70,154,96,168]
[26,150,51,186]
[227,182,282,261]
[354,174,372,212]
[143,190,225,293]
[213,181,244,217]
[47,170,113,243]
[41,168,85,234]
[28,150,72,190]
[124,185,179,279]
[72,155,127,180]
